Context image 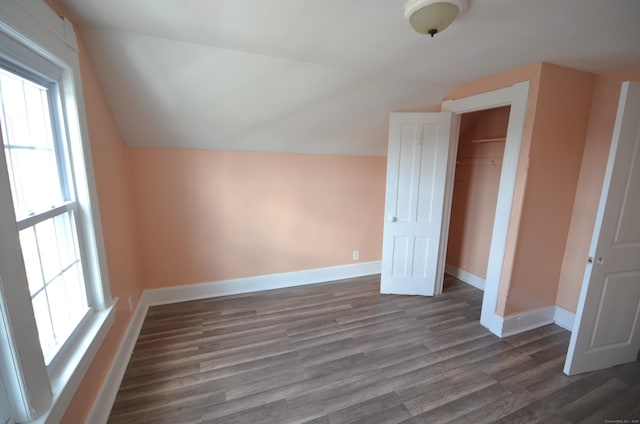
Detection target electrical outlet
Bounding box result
[353,250,360,261]
[128,296,133,312]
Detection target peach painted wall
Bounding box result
[44,1,144,423]
[128,149,386,289]
[447,107,509,278]
[556,65,640,312]
[503,64,595,315]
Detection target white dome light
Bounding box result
[404,0,469,37]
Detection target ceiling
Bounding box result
[57,0,640,156]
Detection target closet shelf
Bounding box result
[471,137,506,143]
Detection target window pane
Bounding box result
[23,79,53,149]
[18,227,44,296]
[8,147,61,217]
[0,68,64,219]
[62,262,87,315]
[24,211,89,362]
[31,291,55,357]
[0,69,31,147]
[35,218,62,284]
[43,265,88,361]
[54,211,78,269]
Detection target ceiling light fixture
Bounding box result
[404,0,469,37]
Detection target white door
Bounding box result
[564,82,640,375]
[381,112,454,296]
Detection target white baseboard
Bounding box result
[445,264,485,291]
[553,306,575,331]
[85,261,380,422]
[144,261,381,306]
[498,305,576,337]
[85,294,149,424]
[501,306,556,337]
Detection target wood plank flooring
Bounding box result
[108,275,640,424]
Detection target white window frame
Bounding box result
[0,1,114,423]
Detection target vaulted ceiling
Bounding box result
[57,0,640,156]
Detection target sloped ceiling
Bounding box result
[57,0,640,156]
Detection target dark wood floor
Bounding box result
[108,275,640,424]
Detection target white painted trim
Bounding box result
[501,306,556,338]
[85,296,149,424]
[146,261,381,306]
[441,81,530,338]
[445,265,485,291]
[553,306,575,332]
[38,305,115,424]
[442,85,516,112]
[85,261,380,422]
[499,305,576,337]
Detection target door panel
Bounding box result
[590,272,640,348]
[381,113,453,296]
[417,126,439,223]
[613,146,640,244]
[564,81,640,375]
[413,237,430,277]
[391,237,410,277]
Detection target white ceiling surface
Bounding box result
[58,0,640,156]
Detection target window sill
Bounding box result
[33,301,116,424]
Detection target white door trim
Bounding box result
[441,81,530,337]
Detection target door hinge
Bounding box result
[587,256,604,265]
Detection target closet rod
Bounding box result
[471,137,506,143]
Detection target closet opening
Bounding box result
[444,106,511,315]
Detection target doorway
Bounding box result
[445,106,510,295]
[440,82,529,336]
[381,82,530,337]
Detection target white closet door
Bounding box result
[381,112,453,296]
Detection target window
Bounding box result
[0,1,114,423]
[0,67,90,364]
